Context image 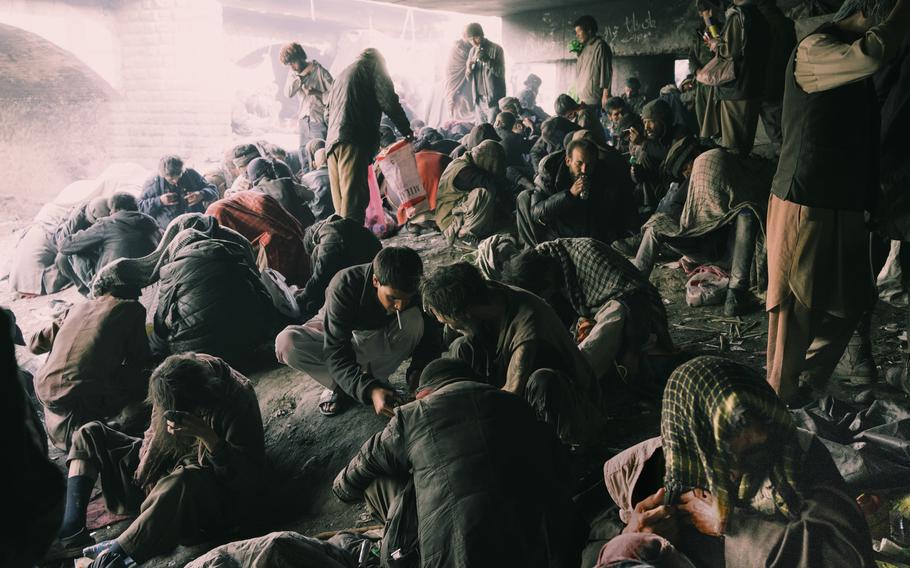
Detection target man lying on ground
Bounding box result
[333,358,577,568]
[53,353,264,567]
[276,247,442,416]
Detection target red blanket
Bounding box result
[207,193,311,286]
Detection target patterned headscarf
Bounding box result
[662,136,704,182]
[661,356,804,523]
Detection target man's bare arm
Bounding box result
[504,341,537,395]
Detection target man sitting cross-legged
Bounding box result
[53,353,264,566]
[421,261,604,445]
[275,247,442,416]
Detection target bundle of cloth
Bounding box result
[206,192,312,287]
[94,214,279,365]
[7,163,148,296]
[644,147,775,242]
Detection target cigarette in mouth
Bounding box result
[396,309,402,329]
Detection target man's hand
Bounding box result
[160,192,180,206]
[570,177,586,197]
[678,488,724,537]
[185,191,203,206]
[629,126,643,145]
[623,487,678,541]
[370,386,400,418]
[167,412,221,453]
[601,88,610,111]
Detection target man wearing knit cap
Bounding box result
[464,23,506,125]
[631,100,687,213]
[766,0,910,404]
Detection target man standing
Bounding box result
[138,155,218,230]
[280,42,333,171]
[464,22,506,125]
[275,247,441,416]
[709,0,771,155]
[29,288,150,451]
[333,358,575,568]
[574,15,613,113]
[766,0,910,404]
[56,193,160,295]
[325,48,412,224]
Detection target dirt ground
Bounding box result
[3,205,909,567]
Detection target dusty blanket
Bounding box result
[207,193,311,286]
[646,149,775,239]
[185,531,357,568]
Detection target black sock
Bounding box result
[59,475,95,539]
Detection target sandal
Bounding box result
[317,388,345,417]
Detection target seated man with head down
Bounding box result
[300,147,334,221]
[434,139,509,246]
[517,137,636,248]
[275,247,442,417]
[502,238,673,387]
[421,262,605,445]
[597,356,874,568]
[245,157,316,229]
[9,196,111,297]
[205,190,311,287]
[93,214,279,367]
[29,284,151,451]
[555,93,608,147]
[333,358,576,568]
[56,193,160,296]
[139,155,218,230]
[632,145,773,316]
[54,353,265,567]
[295,215,382,322]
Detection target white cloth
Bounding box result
[275,306,424,392]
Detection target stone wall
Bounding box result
[109,0,231,168]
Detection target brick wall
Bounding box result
[109,0,231,168]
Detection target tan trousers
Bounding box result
[766,294,859,403]
[442,187,497,241]
[327,143,370,224]
[718,98,761,155]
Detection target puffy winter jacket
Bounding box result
[58,210,161,274]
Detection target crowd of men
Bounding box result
[7,0,910,566]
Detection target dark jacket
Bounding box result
[757,0,797,103]
[873,36,910,239]
[334,379,574,568]
[467,38,506,105]
[495,127,533,169]
[54,203,95,248]
[771,24,879,212]
[138,168,219,230]
[717,3,772,101]
[300,167,334,221]
[58,210,160,273]
[151,239,278,366]
[297,216,382,321]
[528,148,636,244]
[322,264,442,403]
[325,51,412,157]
